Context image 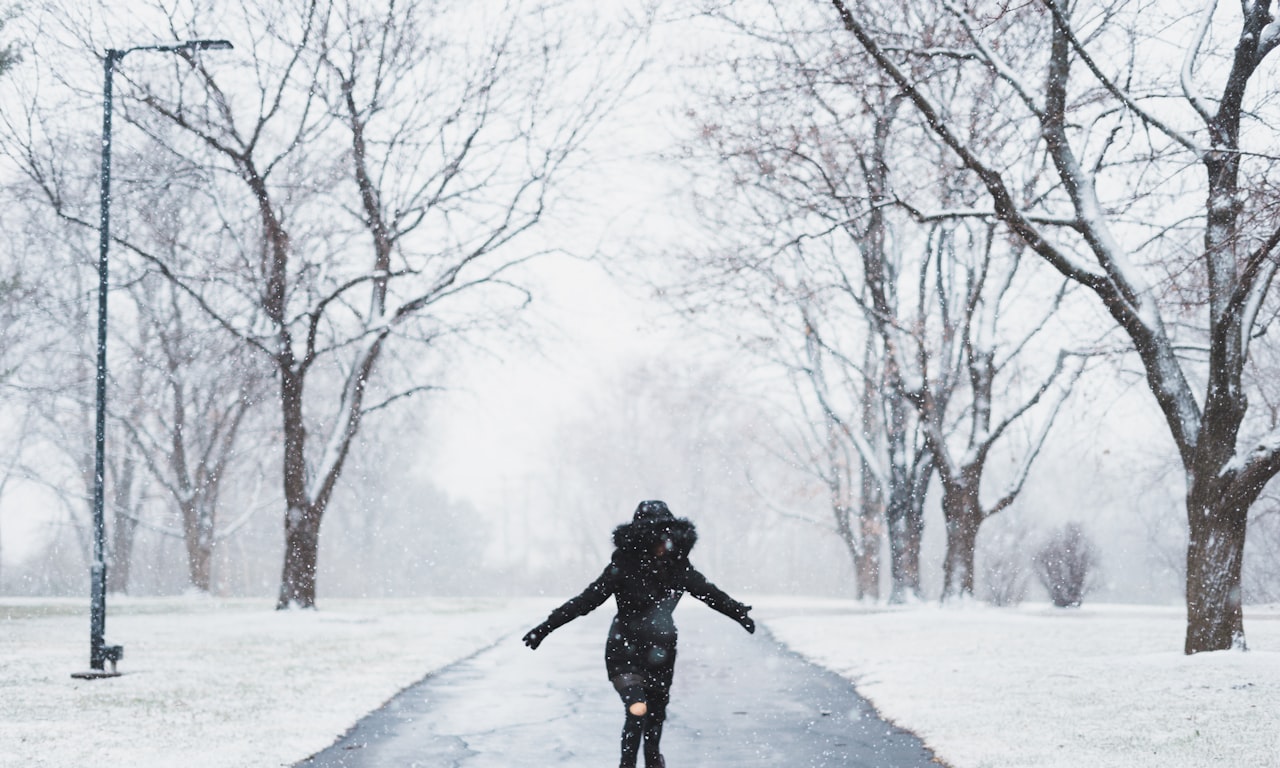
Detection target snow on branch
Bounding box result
[1180,0,1220,127]
[1222,431,1280,504]
[1262,20,1280,60]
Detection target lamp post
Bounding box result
[73,38,233,680]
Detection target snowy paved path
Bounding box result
[298,605,940,767]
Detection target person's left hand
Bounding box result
[737,605,755,634]
[523,623,551,649]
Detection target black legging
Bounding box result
[607,621,677,767]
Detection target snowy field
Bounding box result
[2,596,1278,768]
[0,596,541,768]
[762,598,1280,768]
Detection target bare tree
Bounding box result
[102,0,631,607]
[832,0,1280,652]
[2,0,632,605]
[0,179,112,583]
[777,318,890,600]
[909,224,1083,599]
[792,305,929,601]
[678,2,1081,601]
[116,275,269,592]
[0,60,271,594]
[674,13,933,600]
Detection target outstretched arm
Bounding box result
[685,566,755,633]
[523,564,616,649]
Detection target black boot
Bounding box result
[643,708,666,768]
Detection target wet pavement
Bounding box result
[298,605,941,767]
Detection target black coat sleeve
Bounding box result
[684,565,749,620]
[542,563,617,632]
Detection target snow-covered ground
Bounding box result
[760,598,1280,768]
[0,596,541,768]
[3,595,1277,767]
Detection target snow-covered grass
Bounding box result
[758,598,1280,768]
[4,595,1277,767]
[0,595,538,767]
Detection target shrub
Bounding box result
[1033,522,1099,607]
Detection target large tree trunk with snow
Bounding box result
[278,505,322,609]
[1184,441,1268,652]
[1184,494,1248,653]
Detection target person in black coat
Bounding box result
[523,500,755,768]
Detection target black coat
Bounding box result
[537,510,751,678]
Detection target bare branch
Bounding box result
[1037,0,1202,154]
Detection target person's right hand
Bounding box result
[523,623,550,649]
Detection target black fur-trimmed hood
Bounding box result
[612,500,697,559]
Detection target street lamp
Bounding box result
[72,38,233,681]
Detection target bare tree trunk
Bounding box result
[902,497,925,595]
[866,96,928,603]
[278,505,321,608]
[856,458,883,601]
[831,483,882,601]
[106,509,137,594]
[276,365,316,608]
[855,515,882,601]
[887,491,921,602]
[940,485,982,599]
[180,498,213,592]
[106,515,137,593]
[884,429,929,602]
[1184,475,1252,652]
[106,445,139,593]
